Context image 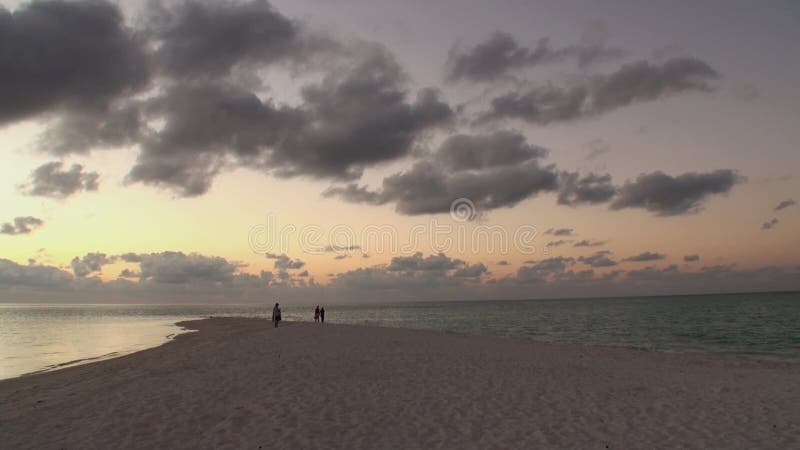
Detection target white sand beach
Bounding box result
[0,318,798,449]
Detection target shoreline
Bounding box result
[2,317,798,448]
[8,315,799,382]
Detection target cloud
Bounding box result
[148,0,304,79]
[481,57,719,124]
[387,252,464,272]
[325,131,559,215]
[684,254,700,262]
[127,46,452,196]
[266,253,305,270]
[557,172,616,206]
[496,260,509,266]
[20,162,99,198]
[578,251,618,267]
[574,240,606,247]
[0,0,150,125]
[761,217,779,230]
[330,252,486,293]
[0,258,72,287]
[138,251,242,284]
[546,240,573,248]
[445,32,622,83]
[774,199,796,211]
[119,269,139,278]
[623,251,666,262]
[610,170,745,216]
[0,217,44,236]
[544,228,574,236]
[333,254,349,260]
[71,252,115,277]
[584,139,611,161]
[125,82,303,196]
[453,263,488,278]
[514,257,576,284]
[325,245,361,252]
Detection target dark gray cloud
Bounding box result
[453,263,488,278]
[557,172,616,206]
[610,170,745,216]
[118,252,143,263]
[578,250,618,267]
[546,240,573,248]
[128,47,452,196]
[331,252,485,292]
[324,131,559,215]
[71,252,115,277]
[39,105,144,155]
[0,258,72,287]
[445,32,622,83]
[544,228,574,236]
[387,252,464,272]
[138,251,241,284]
[148,0,304,79]
[119,268,139,278]
[275,48,453,179]
[0,0,149,125]
[482,57,719,124]
[324,245,361,252]
[496,260,509,266]
[265,253,305,270]
[684,254,700,263]
[20,162,99,198]
[126,82,303,196]
[774,199,796,211]
[623,251,666,262]
[515,257,576,284]
[0,217,44,235]
[761,217,779,230]
[574,240,606,247]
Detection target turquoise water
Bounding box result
[1,292,798,379]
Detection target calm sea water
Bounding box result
[1,292,798,379]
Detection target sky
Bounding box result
[0,0,798,304]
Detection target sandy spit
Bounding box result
[0,317,798,449]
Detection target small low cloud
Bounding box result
[1,217,44,236]
[544,228,574,236]
[683,254,700,263]
[774,199,796,211]
[266,253,305,270]
[578,250,618,267]
[761,218,779,230]
[20,162,99,199]
[546,240,573,248]
[585,139,611,161]
[496,260,510,266]
[574,239,606,248]
[623,251,666,262]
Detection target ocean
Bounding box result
[1,292,798,379]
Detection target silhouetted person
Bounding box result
[320,307,325,323]
[314,305,320,323]
[273,303,281,328]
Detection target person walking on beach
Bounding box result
[273,303,281,328]
[314,306,320,323]
[320,306,325,323]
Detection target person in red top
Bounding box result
[314,305,320,323]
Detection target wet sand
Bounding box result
[0,317,797,449]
